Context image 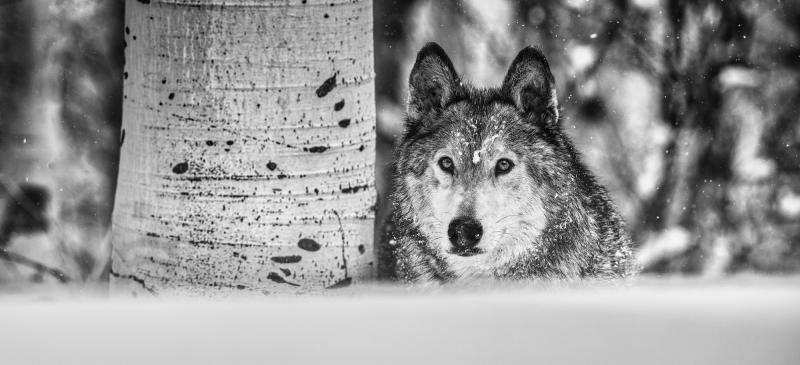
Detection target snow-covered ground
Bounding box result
[1,275,799,365]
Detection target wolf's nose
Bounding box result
[447,216,483,248]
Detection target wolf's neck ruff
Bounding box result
[389,42,635,283]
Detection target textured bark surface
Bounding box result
[112,0,376,295]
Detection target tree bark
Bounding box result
[112,0,376,295]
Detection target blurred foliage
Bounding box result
[0,0,798,289]
[0,0,122,286]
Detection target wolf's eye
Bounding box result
[495,158,514,175]
[438,156,455,174]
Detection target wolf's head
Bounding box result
[393,42,585,278]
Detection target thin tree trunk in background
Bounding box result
[112,0,376,295]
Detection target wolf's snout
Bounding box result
[447,216,483,249]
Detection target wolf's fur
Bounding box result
[387,43,635,282]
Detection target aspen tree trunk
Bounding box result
[112,0,376,295]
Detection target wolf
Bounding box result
[387,42,635,282]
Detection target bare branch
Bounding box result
[0,249,71,283]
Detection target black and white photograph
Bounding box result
[0,0,798,364]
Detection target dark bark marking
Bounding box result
[172,162,189,174]
[297,238,321,252]
[341,184,369,194]
[267,272,299,286]
[332,209,349,278]
[304,146,328,153]
[315,73,337,97]
[270,255,302,264]
[110,269,156,294]
[334,99,345,111]
[326,277,352,289]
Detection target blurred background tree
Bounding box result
[0,0,122,287]
[1,0,799,289]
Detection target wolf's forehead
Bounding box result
[446,103,518,153]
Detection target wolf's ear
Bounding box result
[502,46,559,124]
[407,42,460,120]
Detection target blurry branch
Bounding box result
[560,1,643,203]
[605,122,646,206]
[0,176,50,234]
[616,30,662,74]
[0,175,73,283]
[0,250,70,283]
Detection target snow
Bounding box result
[636,227,692,268]
[473,133,500,165]
[632,0,660,8]
[568,43,596,72]
[0,276,799,365]
[472,150,481,164]
[778,188,800,219]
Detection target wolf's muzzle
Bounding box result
[447,216,483,255]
